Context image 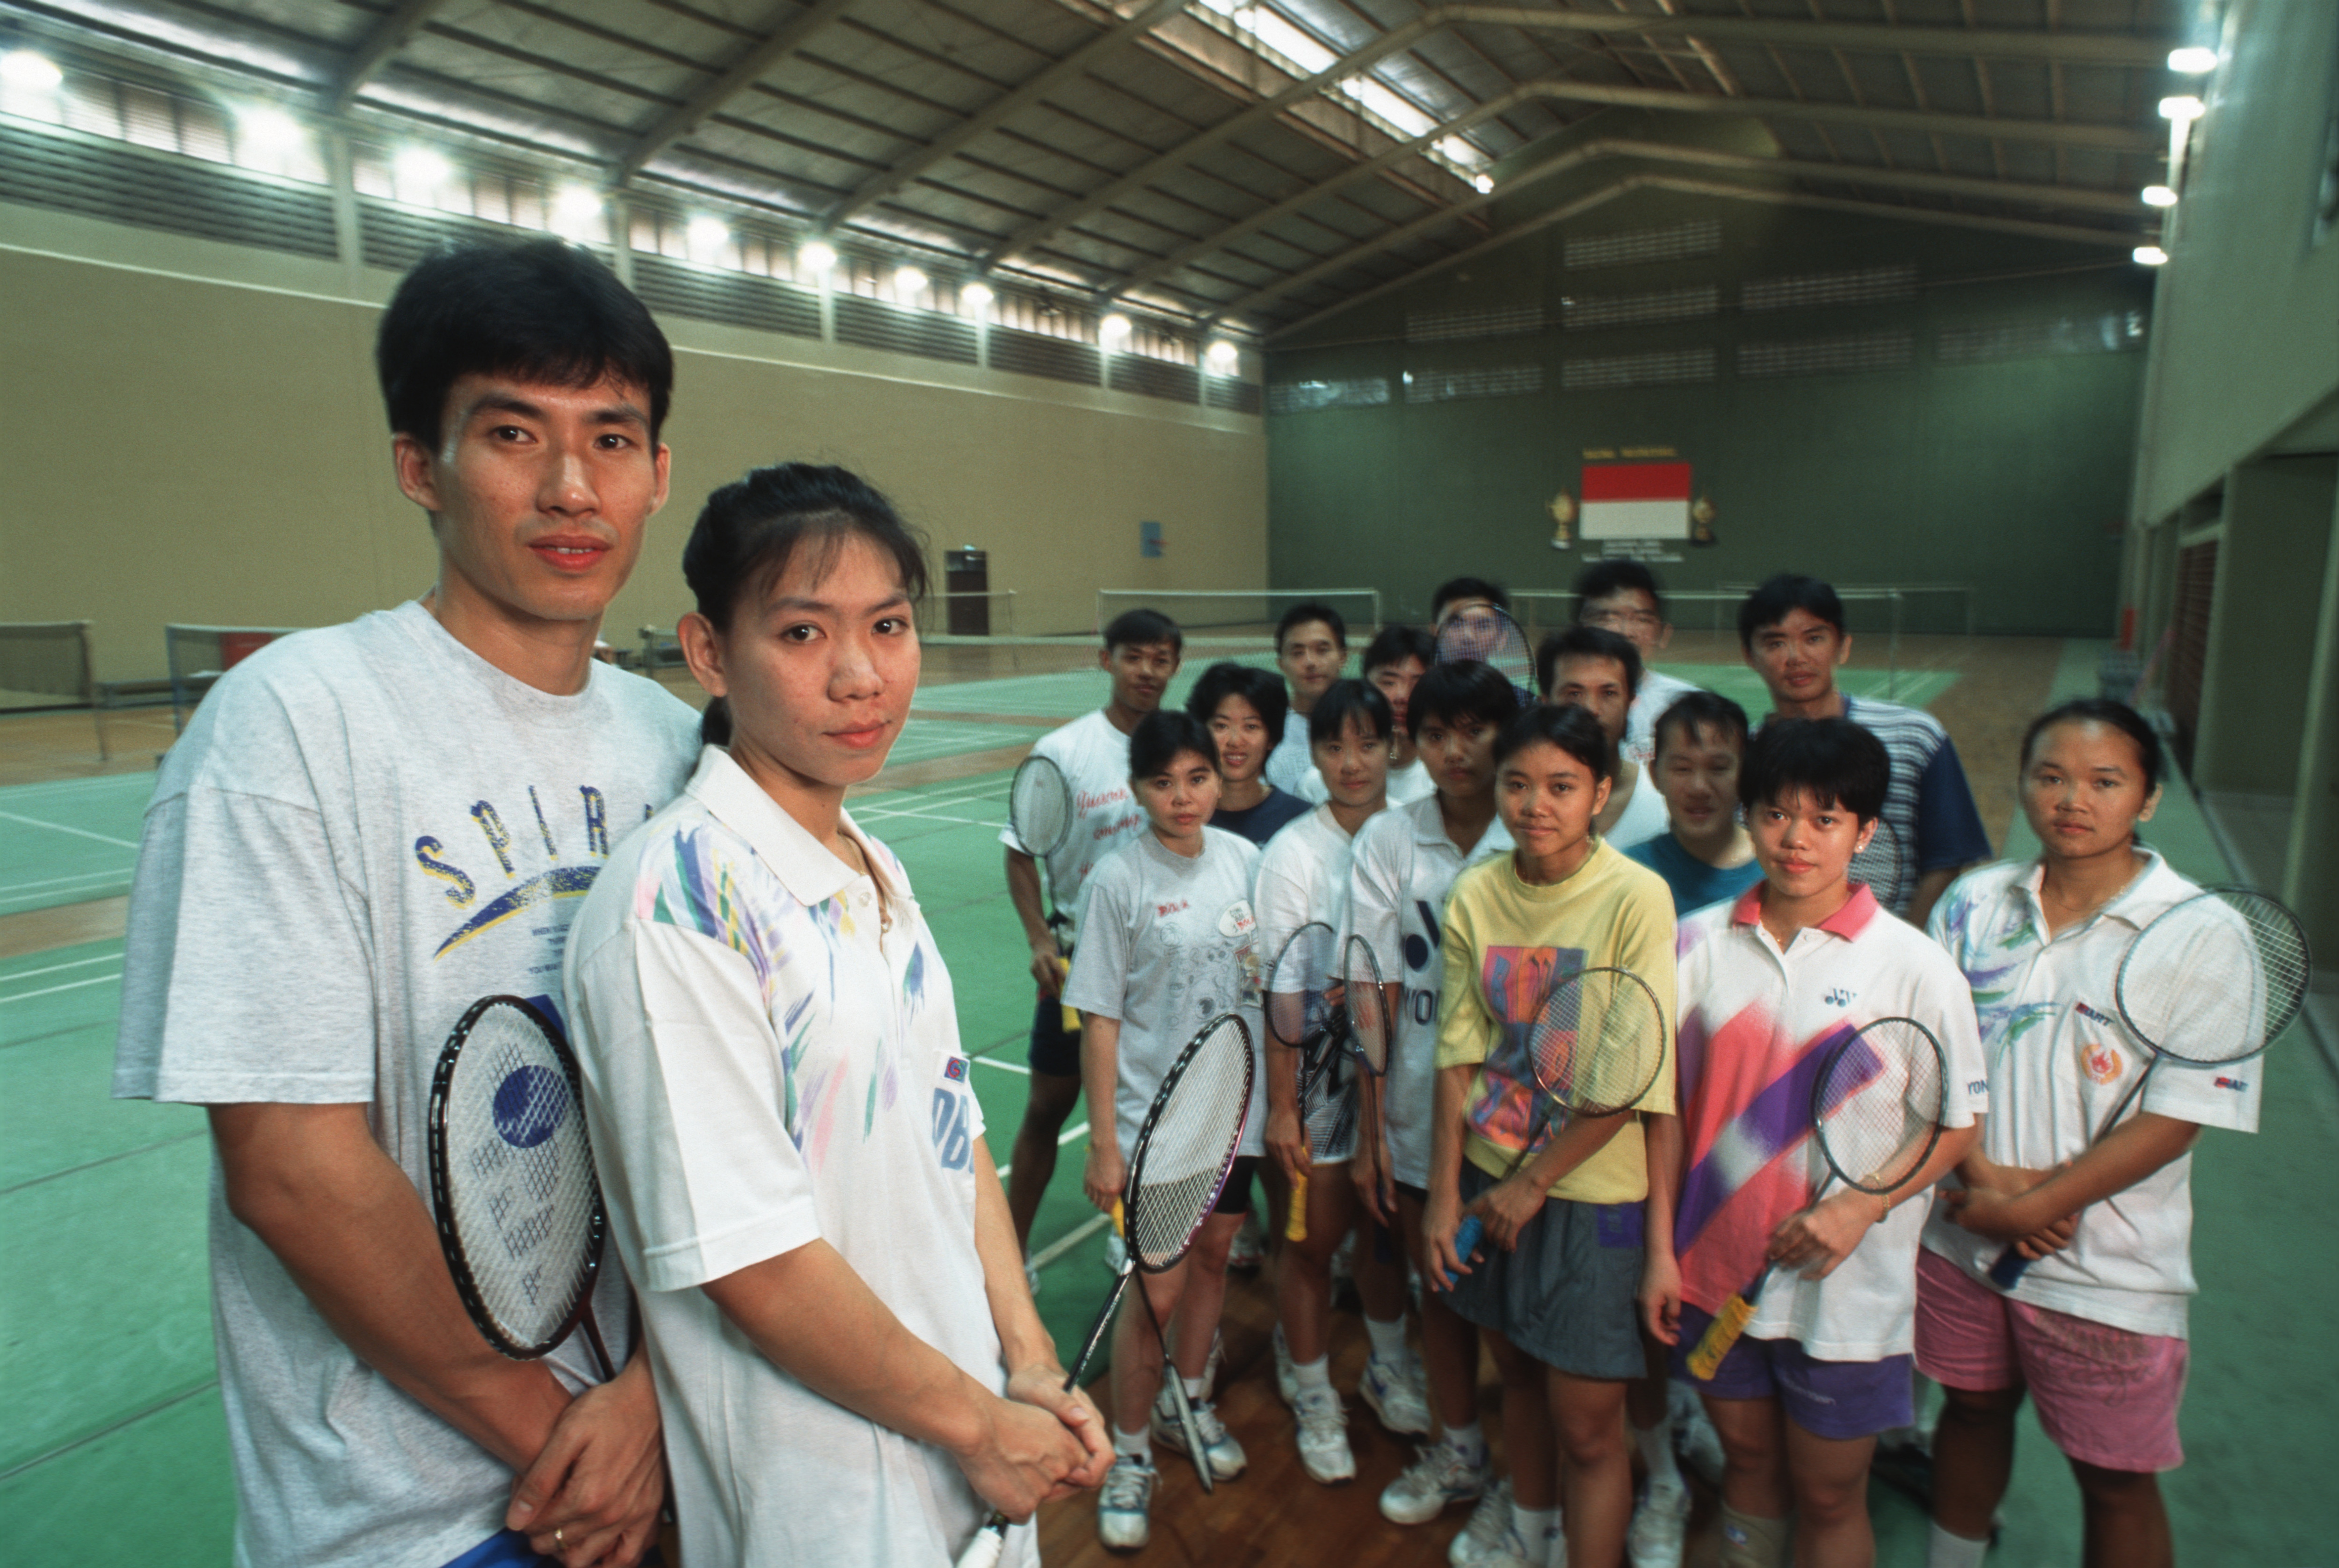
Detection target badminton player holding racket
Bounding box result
[114,241,691,1568]
[998,610,1176,1262]
[1644,719,1983,1568]
[1064,708,1269,1550]
[1917,700,2279,1568]
[1426,703,1678,1568]
[564,466,1109,1568]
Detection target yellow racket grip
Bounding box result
[1056,957,1078,1035]
[1286,1168,1310,1242]
[1685,1293,1757,1382]
[1112,1199,1126,1237]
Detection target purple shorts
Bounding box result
[1672,1304,1913,1441]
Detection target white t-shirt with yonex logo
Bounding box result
[1064,829,1267,1158]
[998,708,1144,944]
[1253,803,1370,1162]
[1921,852,2259,1338]
[1345,795,1512,1188]
[112,601,700,1568]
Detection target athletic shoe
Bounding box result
[1672,1390,1725,1488]
[1272,1322,1297,1408]
[1448,1478,1513,1567]
[1358,1352,1433,1437]
[1227,1210,1265,1271]
[1292,1385,1355,1484]
[1380,1437,1492,1524]
[1103,1226,1128,1275]
[1097,1455,1155,1553]
[1151,1389,1247,1481]
[1626,1477,1689,1568]
[1472,1523,1555,1568]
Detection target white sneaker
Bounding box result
[1272,1322,1297,1407]
[1448,1478,1513,1566]
[1627,1478,1688,1568]
[1358,1352,1433,1436]
[1104,1226,1129,1275]
[1151,1388,1247,1481]
[1380,1437,1492,1524]
[1227,1210,1265,1271]
[1475,1523,1554,1568]
[1292,1385,1355,1483]
[1097,1454,1155,1552]
[1675,1396,1725,1488]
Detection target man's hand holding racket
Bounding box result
[1765,1184,1890,1280]
[1002,1362,1114,1496]
[952,1376,1101,1521]
[508,1360,667,1567]
[1082,1139,1127,1214]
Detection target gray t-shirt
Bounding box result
[113,601,699,1568]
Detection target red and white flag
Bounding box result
[1581,461,1692,540]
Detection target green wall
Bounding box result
[1264,188,2151,635]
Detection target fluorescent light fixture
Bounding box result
[2157,95,2204,122]
[2141,184,2178,207]
[2133,245,2168,266]
[236,105,303,153]
[1100,313,1133,342]
[393,145,453,191]
[1472,173,1495,195]
[2167,46,2217,73]
[549,184,602,238]
[893,266,927,298]
[0,50,63,91]
[799,240,837,274]
[685,215,729,255]
[1206,340,1239,370]
[960,281,994,307]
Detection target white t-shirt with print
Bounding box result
[1297,756,1435,806]
[997,707,1145,944]
[1921,852,2259,1338]
[112,601,700,1568]
[1345,794,1513,1187]
[1671,886,1987,1361]
[1064,829,1267,1158]
[1625,669,1702,767]
[566,748,1029,1568]
[1254,803,1369,1162]
[1264,716,1315,795]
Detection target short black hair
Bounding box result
[1535,624,1643,701]
[1361,624,1435,676]
[1652,690,1750,762]
[1408,660,1520,738]
[1738,573,1846,651]
[1738,717,1889,824]
[1431,577,1510,621]
[1308,678,1394,746]
[1186,661,1287,746]
[1276,602,1348,652]
[1574,560,1667,622]
[2019,697,2164,793]
[1128,708,1217,780]
[1493,701,1614,784]
[1104,607,1183,653]
[376,237,673,451]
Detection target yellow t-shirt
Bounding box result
[1434,839,1678,1204]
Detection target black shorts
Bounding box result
[1213,1156,1261,1215]
[1395,1181,1430,1206]
[1028,985,1081,1078]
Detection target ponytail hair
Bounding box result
[682,462,929,748]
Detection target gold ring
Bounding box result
[553,1527,566,1550]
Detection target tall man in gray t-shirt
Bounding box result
[114,240,699,1568]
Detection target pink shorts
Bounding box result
[1914,1249,2187,1473]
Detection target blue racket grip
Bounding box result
[1987,1245,2033,1290]
[1445,1215,1484,1287]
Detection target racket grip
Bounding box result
[1445,1214,1484,1286]
[1685,1293,1757,1382]
[1112,1198,1125,1236]
[1056,958,1078,1036]
[1286,1169,1309,1242]
[954,1515,1009,1568]
[1986,1245,2034,1290]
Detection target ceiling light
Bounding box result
[893,266,927,298]
[2133,245,2168,266]
[2157,95,2204,122]
[2141,184,2178,207]
[236,105,303,154]
[2167,46,2217,73]
[393,146,453,191]
[1100,313,1133,342]
[960,281,994,307]
[1206,340,1239,370]
[685,215,729,256]
[0,50,63,91]
[549,184,602,238]
[1472,173,1495,195]
[799,240,837,274]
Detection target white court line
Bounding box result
[993,1118,1086,1183]
[0,868,136,897]
[0,971,123,1005]
[0,809,140,849]
[971,1054,1030,1075]
[0,953,122,983]
[1029,1210,1113,1270]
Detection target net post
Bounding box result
[76,621,106,762]
[1889,590,1903,701]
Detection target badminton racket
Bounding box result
[1685,1016,1947,1379]
[1008,753,1082,1034]
[1985,887,2308,1288]
[1435,604,1534,708]
[1850,816,1908,916]
[1270,922,1345,1243]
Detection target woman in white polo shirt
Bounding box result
[1918,699,2255,1568]
[563,464,1109,1568]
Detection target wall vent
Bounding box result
[834,294,977,362]
[0,120,335,259]
[1268,377,1393,414]
[1404,365,1544,403]
[989,327,1103,385]
[1207,376,1264,415]
[1559,348,1715,390]
[1561,284,1719,331]
[1111,356,1201,403]
[1743,263,1918,312]
[1737,331,1913,378]
[630,254,821,339]
[1564,218,1721,269]
[1406,304,1544,342]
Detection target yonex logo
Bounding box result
[493,1066,567,1148]
[1968,1080,1989,1097]
[1825,987,1856,1007]
[2075,1001,2118,1028]
[2214,1076,2248,1092]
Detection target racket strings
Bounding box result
[1526,968,1665,1118]
[1009,757,1073,857]
[1434,612,1534,695]
[1343,939,1391,1074]
[2116,891,2310,1064]
[1849,820,1906,908]
[1126,1018,1252,1270]
[1267,924,1336,1052]
[1812,1018,1946,1194]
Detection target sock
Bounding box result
[1365,1313,1409,1363]
[1718,1504,1791,1568]
[1635,1416,1683,1493]
[1113,1424,1151,1460]
[1443,1419,1487,1466]
[1926,1521,1990,1568]
[1182,1373,1208,1403]
[1292,1354,1333,1393]
[1511,1503,1556,1552]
